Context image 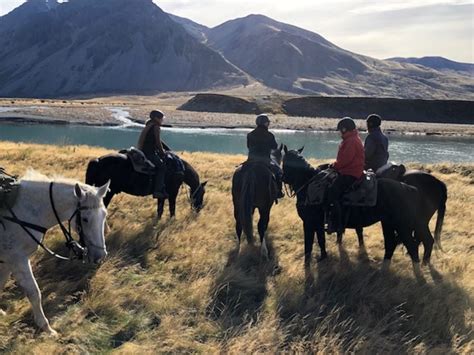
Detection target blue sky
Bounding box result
[1,0,472,62]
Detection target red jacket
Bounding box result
[333,130,365,178]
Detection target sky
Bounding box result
[1,0,473,63]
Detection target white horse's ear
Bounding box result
[74,183,84,200]
[97,180,111,199]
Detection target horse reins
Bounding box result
[1,182,102,261]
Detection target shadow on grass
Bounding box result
[276,244,472,352]
[207,236,280,330]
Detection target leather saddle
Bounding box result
[119,147,155,175]
[342,171,378,207]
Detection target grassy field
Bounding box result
[0,141,472,353]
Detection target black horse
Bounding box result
[348,167,447,264]
[282,147,424,275]
[232,145,283,258]
[85,153,207,217]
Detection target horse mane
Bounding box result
[286,151,315,172]
[20,170,96,193]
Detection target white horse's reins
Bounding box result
[1,182,103,261]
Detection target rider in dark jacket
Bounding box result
[364,114,389,172]
[137,110,168,199]
[247,114,284,198]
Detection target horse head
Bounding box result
[72,181,110,264]
[271,143,284,166]
[191,181,208,212]
[282,145,312,186]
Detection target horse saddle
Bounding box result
[342,171,378,207]
[306,169,338,205]
[0,170,20,210]
[119,147,155,175]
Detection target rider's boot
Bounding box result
[153,166,168,199]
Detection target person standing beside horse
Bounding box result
[137,110,168,199]
[327,117,365,234]
[364,114,389,172]
[247,114,284,199]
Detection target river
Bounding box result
[0,122,473,163]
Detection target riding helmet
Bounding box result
[366,114,382,129]
[150,110,165,119]
[336,117,356,132]
[256,114,270,126]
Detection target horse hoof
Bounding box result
[317,254,328,263]
[42,326,58,337]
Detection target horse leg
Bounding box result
[169,196,177,219]
[157,198,165,220]
[0,264,11,316]
[12,259,57,336]
[356,226,365,247]
[315,224,327,262]
[416,224,434,265]
[336,231,343,245]
[258,208,270,260]
[381,222,397,271]
[234,209,242,254]
[303,221,315,266]
[398,228,422,279]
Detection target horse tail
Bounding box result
[434,180,447,250]
[240,170,255,244]
[86,158,100,186]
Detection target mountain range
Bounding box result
[0,0,472,99]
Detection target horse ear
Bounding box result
[298,146,305,154]
[97,180,111,199]
[202,181,208,188]
[279,143,283,152]
[283,145,288,154]
[74,183,83,200]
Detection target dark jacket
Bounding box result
[364,127,389,171]
[247,126,278,161]
[137,121,165,158]
[333,129,365,179]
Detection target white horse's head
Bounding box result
[72,181,110,264]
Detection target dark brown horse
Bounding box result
[345,167,447,264]
[232,146,283,258]
[282,147,424,276]
[85,154,206,217]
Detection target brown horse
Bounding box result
[232,146,283,258]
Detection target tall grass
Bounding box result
[0,142,472,353]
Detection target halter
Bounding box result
[1,182,104,261]
[185,183,203,211]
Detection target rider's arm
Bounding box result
[333,141,356,171]
[153,125,166,157]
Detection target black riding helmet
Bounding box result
[366,114,382,129]
[256,114,270,126]
[150,110,165,120]
[336,117,356,132]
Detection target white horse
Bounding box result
[0,171,110,335]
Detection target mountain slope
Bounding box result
[206,15,474,99]
[0,0,247,98]
[387,56,474,73]
[168,13,209,43]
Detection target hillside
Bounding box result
[0,0,247,98]
[387,56,474,73]
[206,15,474,99]
[0,142,472,353]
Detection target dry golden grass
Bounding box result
[0,141,472,353]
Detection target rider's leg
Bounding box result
[152,156,168,199]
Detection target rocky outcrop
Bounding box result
[178,94,259,114]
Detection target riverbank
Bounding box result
[1,96,474,136]
[0,142,472,353]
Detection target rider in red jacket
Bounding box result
[327,117,365,234]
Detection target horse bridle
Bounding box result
[186,184,203,211]
[1,182,104,261]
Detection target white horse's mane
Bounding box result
[20,169,96,194]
